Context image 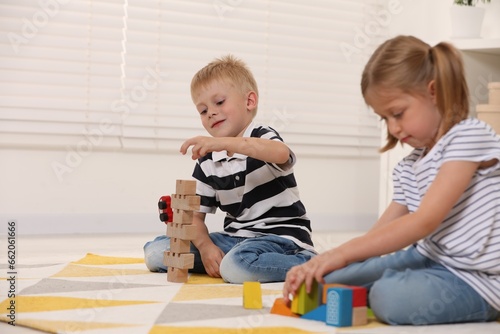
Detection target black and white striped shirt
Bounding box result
[192,122,314,251]
[393,118,500,310]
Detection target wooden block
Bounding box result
[171,194,200,211]
[321,284,366,307]
[488,82,500,105]
[243,281,262,309]
[321,283,347,304]
[170,237,191,253]
[352,306,368,326]
[163,251,194,269]
[326,287,352,327]
[270,298,300,318]
[175,180,197,195]
[166,223,197,240]
[167,266,188,283]
[301,304,326,322]
[291,281,319,315]
[173,209,194,225]
[350,286,367,307]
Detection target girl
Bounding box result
[283,35,500,325]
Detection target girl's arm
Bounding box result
[283,160,480,300]
[368,201,409,232]
[180,136,290,165]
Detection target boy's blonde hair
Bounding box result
[361,35,469,152]
[191,54,259,115]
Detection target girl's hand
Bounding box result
[283,249,347,303]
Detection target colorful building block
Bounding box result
[270,298,300,318]
[301,304,326,322]
[243,282,262,309]
[326,287,353,327]
[291,281,319,315]
[352,306,368,326]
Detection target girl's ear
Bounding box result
[246,91,258,112]
[427,80,437,104]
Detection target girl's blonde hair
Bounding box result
[191,54,259,115]
[361,35,469,152]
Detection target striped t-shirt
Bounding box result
[192,122,314,251]
[393,118,500,310]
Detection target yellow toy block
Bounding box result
[243,281,262,309]
[291,281,319,315]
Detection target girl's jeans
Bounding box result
[143,232,315,283]
[324,245,500,325]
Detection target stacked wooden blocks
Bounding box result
[162,180,200,283]
[476,82,500,133]
[271,281,368,327]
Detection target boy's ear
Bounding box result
[246,91,258,111]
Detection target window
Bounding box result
[0,0,385,158]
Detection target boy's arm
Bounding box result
[180,136,290,164]
[191,211,225,278]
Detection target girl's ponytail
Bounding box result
[430,43,469,136]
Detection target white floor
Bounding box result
[0,231,362,333]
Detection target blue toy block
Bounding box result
[301,304,326,322]
[326,287,353,327]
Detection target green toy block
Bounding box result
[291,281,319,315]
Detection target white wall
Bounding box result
[0,147,380,235]
[378,0,500,214]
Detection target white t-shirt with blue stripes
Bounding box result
[393,118,500,310]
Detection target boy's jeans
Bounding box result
[144,232,315,283]
[324,245,499,325]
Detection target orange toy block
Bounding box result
[163,252,194,269]
[171,194,200,211]
[173,209,194,225]
[167,266,188,283]
[270,298,300,318]
[175,180,197,195]
[170,237,191,254]
[166,223,197,240]
[321,283,347,304]
[243,282,262,309]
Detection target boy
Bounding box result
[144,55,315,283]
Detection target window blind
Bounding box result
[0,0,385,158]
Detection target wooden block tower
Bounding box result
[162,180,200,283]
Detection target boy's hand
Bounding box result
[180,136,228,160]
[198,242,225,278]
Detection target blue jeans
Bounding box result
[324,245,499,325]
[143,232,315,283]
